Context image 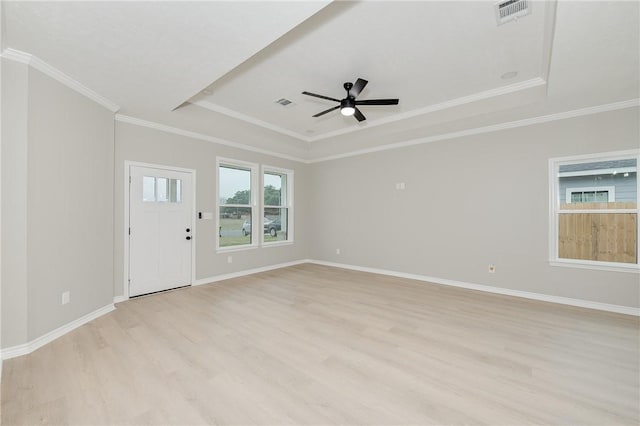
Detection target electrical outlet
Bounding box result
[395,182,406,190]
[336,248,341,255]
[227,255,233,264]
[61,291,70,305]
[488,264,496,274]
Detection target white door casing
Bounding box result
[129,165,194,297]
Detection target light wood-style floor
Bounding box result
[2,264,639,425]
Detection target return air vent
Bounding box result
[495,0,530,25]
[274,98,296,107]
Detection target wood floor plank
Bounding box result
[2,264,639,425]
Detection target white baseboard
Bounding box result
[113,295,128,304]
[194,259,308,286]
[2,259,635,363]
[114,260,308,301]
[1,303,116,360]
[307,259,640,317]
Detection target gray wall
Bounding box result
[1,0,4,366]
[1,59,28,347]
[113,122,310,297]
[1,56,638,351]
[307,107,640,308]
[1,61,115,346]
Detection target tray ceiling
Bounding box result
[2,1,638,158]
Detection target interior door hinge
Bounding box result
[129,176,132,184]
[128,227,131,235]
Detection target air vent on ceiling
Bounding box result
[274,98,296,107]
[495,0,530,25]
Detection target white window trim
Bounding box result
[549,149,640,273]
[261,165,294,246]
[216,157,259,252]
[565,186,615,203]
[559,166,636,178]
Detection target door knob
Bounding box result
[186,236,191,240]
[186,228,191,232]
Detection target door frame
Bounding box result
[123,161,196,300]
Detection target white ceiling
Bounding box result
[2,1,331,112]
[2,1,639,159]
[191,0,551,140]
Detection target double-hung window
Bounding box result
[217,159,258,250]
[263,167,293,244]
[549,150,639,271]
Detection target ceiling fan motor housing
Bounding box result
[341,97,355,109]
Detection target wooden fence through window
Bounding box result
[558,202,637,264]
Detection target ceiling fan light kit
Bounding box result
[303,78,399,122]
[340,98,355,116]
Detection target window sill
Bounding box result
[549,259,640,273]
[216,245,259,254]
[262,241,294,249]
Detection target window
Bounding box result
[143,176,182,203]
[143,176,156,202]
[549,151,639,271]
[263,167,293,244]
[566,187,614,203]
[217,159,258,249]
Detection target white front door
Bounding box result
[129,165,193,297]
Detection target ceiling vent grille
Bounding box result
[274,98,295,107]
[495,0,530,25]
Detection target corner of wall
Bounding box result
[1,57,29,349]
[2,49,116,352]
[0,0,5,379]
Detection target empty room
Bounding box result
[1,0,639,425]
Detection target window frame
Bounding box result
[548,149,640,273]
[216,157,259,252]
[261,165,294,246]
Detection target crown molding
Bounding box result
[116,99,638,165]
[309,98,640,163]
[190,77,547,144]
[185,3,556,144]
[1,48,120,112]
[193,100,311,141]
[115,114,308,163]
[1,47,30,64]
[307,77,547,142]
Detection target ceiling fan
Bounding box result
[302,78,399,122]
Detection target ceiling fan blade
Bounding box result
[355,98,399,105]
[350,78,368,98]
[302,91,341,102]
[353,107,366,122]
[312,105,340,117]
